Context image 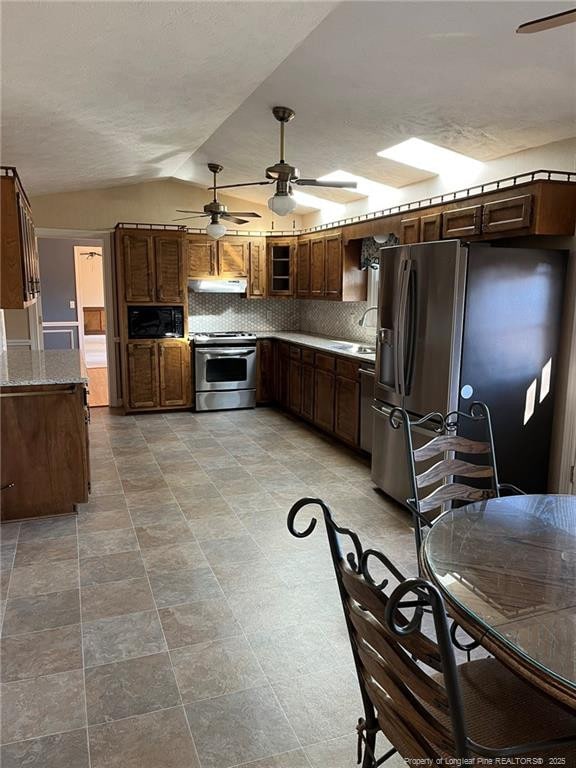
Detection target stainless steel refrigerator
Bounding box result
[371,239,566,505]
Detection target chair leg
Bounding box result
[413,512,423,566]
[362,724,377,768]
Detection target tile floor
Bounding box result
[0,406,416,768]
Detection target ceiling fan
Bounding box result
[173,163,261,239]
[516,7,576,33]
[214,106,357,216]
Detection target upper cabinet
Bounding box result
[119,230,184,304]
[296,232,366,302]
[247,238,267,298]
[218,237,248,278]
[267,237,296,297]
[1,167,40,309]
[186,234,217,278]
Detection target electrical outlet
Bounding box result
[69,300,75,309]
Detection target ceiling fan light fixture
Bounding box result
[206,219,226,240]
[268,193,296,216]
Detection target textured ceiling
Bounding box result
[2,1,575,213]
[1,1,334,194]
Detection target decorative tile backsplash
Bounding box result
[188,291,376,343]
[188,294,299,333]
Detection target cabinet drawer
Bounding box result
[301,348,315,366]
[482,194,532,233]
[336,358,360,381]
[289,345,301,360]
[442,205,481,238]
[315,352,336,371]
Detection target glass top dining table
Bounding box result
[421,494,576,709]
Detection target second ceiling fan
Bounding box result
[214,106,357,215]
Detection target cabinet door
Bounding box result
[442,205,482,238]
[324,235,343,299]
[277,343,291,406]
[248,239,267,298]
[127,342,159,410]
[256,339,274,402]
[309,238,325,297]
[123,234,155,302]
[421,213,442,242]
[155,236,185,302]
[296,240,310,298]
[334,376,360,445]
[159,340,191,407]
[289,359,302,414]
[400,217,421,245]
[482,194,532,234]
[314,369,335,432]
[186,236,217,278]
[218,238,249,277]
[301,364,315,421]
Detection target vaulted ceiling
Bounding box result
[3,1,575,213]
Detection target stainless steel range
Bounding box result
[192,332,257,411]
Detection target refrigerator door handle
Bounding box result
[396,259,412,398]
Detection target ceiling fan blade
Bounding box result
[214,181,273,190]
[175,209,206,214]
[172,215,208,221]
[516,8,576,33]
[221,214,249,225]
[295,179,358,189]
[228,212,262,218]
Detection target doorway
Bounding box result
[74,245,109,406]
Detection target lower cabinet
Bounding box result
[301,363,315,421]
[289,357,302,414]
[256,339,275,403]
[334,375,360,445]
[276,342,291,408]
[126,340,191,411]
[314,369,336,433]
[1,384,90,521]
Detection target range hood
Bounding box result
[189,279,247,294]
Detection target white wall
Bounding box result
[303,137,576,227]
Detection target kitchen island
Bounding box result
[1,349,90,522]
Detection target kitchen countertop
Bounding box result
[0,349,89,387]
[254,331,376,363]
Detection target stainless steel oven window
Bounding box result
[195,347,256,392]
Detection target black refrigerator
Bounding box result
[371,239,566,505]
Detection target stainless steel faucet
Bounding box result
[358,306,378,327]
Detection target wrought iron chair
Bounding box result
[390,401,523,555]
[288,497,576,766]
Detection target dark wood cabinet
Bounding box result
[276,342,291,406]
[186,234,217,278]
[1,168,40,309]
[248,239,267,298]
[155,236,185,303]
[289,358,302,414]
[442,205,482,238]
[421,213,442,242]
[296,240,310,298]
[334,376,360,445]
[400,217,421,245]
[309,238,325,297]
[314,368,336,432]
[122,233,155,302]
[218,237,249,278]
[268,238,296,297]
[127,341,159,410]
[1,383,90,521]
[325,235,343,299]
[482,194,532,234]
[256,339,274,402]
[301,363,315,421]
[159,340,191,407]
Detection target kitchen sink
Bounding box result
[328,342,376,356]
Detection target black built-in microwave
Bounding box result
[127,306,184,339]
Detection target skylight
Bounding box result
[377,138,482,176]
[317,170,394,197]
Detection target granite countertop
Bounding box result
[255,331,377,363]
[0,349,89,387]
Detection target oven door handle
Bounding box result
[195,348,256,357]
[211,350,255,358]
